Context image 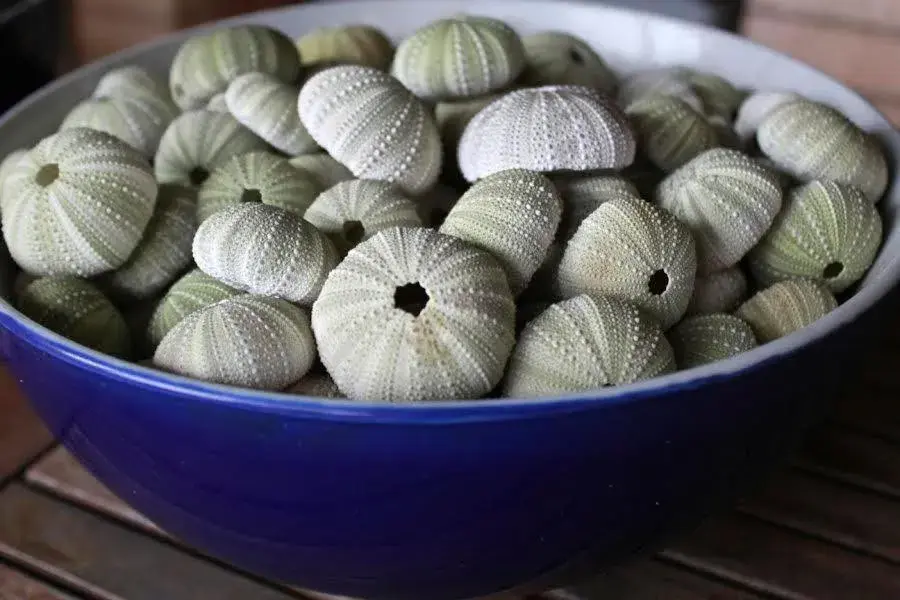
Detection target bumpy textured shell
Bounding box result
[95,66,172,103]
[206,93,229,113]
[2,128,158,277]
[0,149,27,212]
[197,151,321,222]
[552,172,640,241]
[458,86,637,181]
[225,72,317,156]
[193,203,339,305]
[298,65,442,195]
[656,148,783,274]
[734,91,802,143]
[311,227,516,402]
[416,183,460,227]
[154,110,269,187]
[169,25,301,110]
[391,15,525,101]
[305,179,422,252]
[520,32,617,93]
[297,25,394,71]
[288,152,355,189]
[736,279,838,343]
[757,99,888,202]
[102,184,197,302]
[146,268,242,349]
[686,267,748,315]
[687,71,745,120]
[434,95,499,152]
[557,196,697,329]
[285,372,344,398]
[748,180,882,293]
[625,93,720,172]
[503,294,675,397]
[618,67,705,113]
[439,169,562,295]
[154,294,316,391]
[669,313,757,369]
[18,276,130,357]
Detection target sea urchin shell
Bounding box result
[686,267,748,315]
[520,31,617,92]
[736,278,837,343]
[669,313,757,369]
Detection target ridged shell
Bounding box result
[618,67,705,113]
[458,86,637,181]
[311,226,516,402]
[520,31,617,93]
[304,179,423,252]
[552,172,640,241]
[193,203,339,305]
[285,372,344,398]
[2,128,158,277]
[656,148,783,274]
[206,93,229,113]
[154,110,269,187]
[434,95,499,152]
[298,65,442,195]
[95,66,171,103]
[736,279,837,343]
[625,93,720,172]
[154,294,316,391]
[416,183,460,227]
[288,152,355,189]
[146,268,242,349]
[686,71,745,120]
[557,196,697,329]
[439,169,562,295]
[686,267,748,315]
[391,15,525,101]
[503,294,675,397]
[197,151,321,222]
[669,313,757,369]
[297,25,394,71]
[748,180,882,293]
[734,91,802,143]
[0,149,27,213]
[757,99,888,202]
[169,25,301,110]
[18,276,130,357]
[101,184,197,302]
[225,72,317,156]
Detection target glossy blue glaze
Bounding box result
[0,2,898,599]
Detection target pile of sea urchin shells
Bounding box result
[1,15,888,402]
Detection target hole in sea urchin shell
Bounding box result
[394,282,429,317]
[823,261,844,279]
[342,220,365,245]
[648,269,669,296]
[189,166,210,186]
[35,164,59,187]
[568,48,584,65]
[240,188,262,204]
[173,83,184,98]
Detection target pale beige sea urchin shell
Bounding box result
[736,279,837,343]
[520,31,617,93]
[503,294,675,397]
[311,226,516,402]
[734,90,802,144]
[288,152,355,190]
[285,372,344,398]
[297,25,394,71]
[552,172,640,241]
[668,313,757,369]
[0,148,27,213]
[95,66,172,104]
[206,93,229,113]
[618,67,705,113]
[686,266,748,315]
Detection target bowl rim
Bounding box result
[1,0,898,423]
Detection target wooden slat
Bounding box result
[0,370,52,482]
[797,427,900,498]
[749,0,900,29]
[0,564,74,599]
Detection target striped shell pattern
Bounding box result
[618,67,705,113]
[736,279,838,343]
[668,313,757,369]
[734,90,802,144]
[288,152,355,190]
[552,172,640,241]
[520,31,617,93]
[297,25,395,71]
[95,66,172,103]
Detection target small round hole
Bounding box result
[35,164,59,187]
[648,269,669,296]
[342,220,365,245]
[189,166,210,186]
[568,48,584,65]
[823,261,844,279]
[240,188,262,204]
[394,282,429,317]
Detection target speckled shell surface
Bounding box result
[0,149,27,212]
[687,71,744,120]
[458,85,636,182]
[669,313,757,369]
[734,90,802,143]
[288,152,355,190]
[2,128,158,278]
[297,25,394,71]
[154,294,316,391]
[557,196,697,329]
[736,278,838,343]
[656,148,783,274]
[169,25,301,110]
[197,151,321,222]
[311,226,516,402]
[757,99,889,202]
[95,66,172,103]
[285,372,344,398]
[552,172,640,241]
[18,276,130,357]
[154,110,269,187]
[618,67,704,113]
[298,65,442,195]
[225,72,317,156]
[503,294,675,398]
[391,15,525,101]
[748,180,882,293]
[193,203,339,305]
[686,267,748,315]
[520,32,617,93]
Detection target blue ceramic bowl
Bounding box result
[1,2,898,599]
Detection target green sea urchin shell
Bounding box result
[206,93,229,113]
[391,15,525,101]
[154,110,269,187]
[557,196,697,329]
[439,169,562,295]
[734,90,802,144]
[757,99,888,202]
[686,71,745,120]
[304,179,422,252]
[311,226,516,402]
[169,25,301,110]
[618,67,705,113]
[736,279,837,343]
[225,72,317,156]
[298,65,442,195]
[748,180,882,293]
[552,172,640,241]
[285,372,344,398]
[18,276,130,357]
[154,294,316,391]
[297,25,394,71]
[95,66,172,103]
[193,203,339,305]
[503,294,675,397]
[288,152,354,190]
[520,31,617,92]
[669,313,757,369]
[2,128,158,277]
[686,267,748,315]
[197,151,321,222]
[434,95,499,152]
[458,86,636,182]
[656,148,783,274]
